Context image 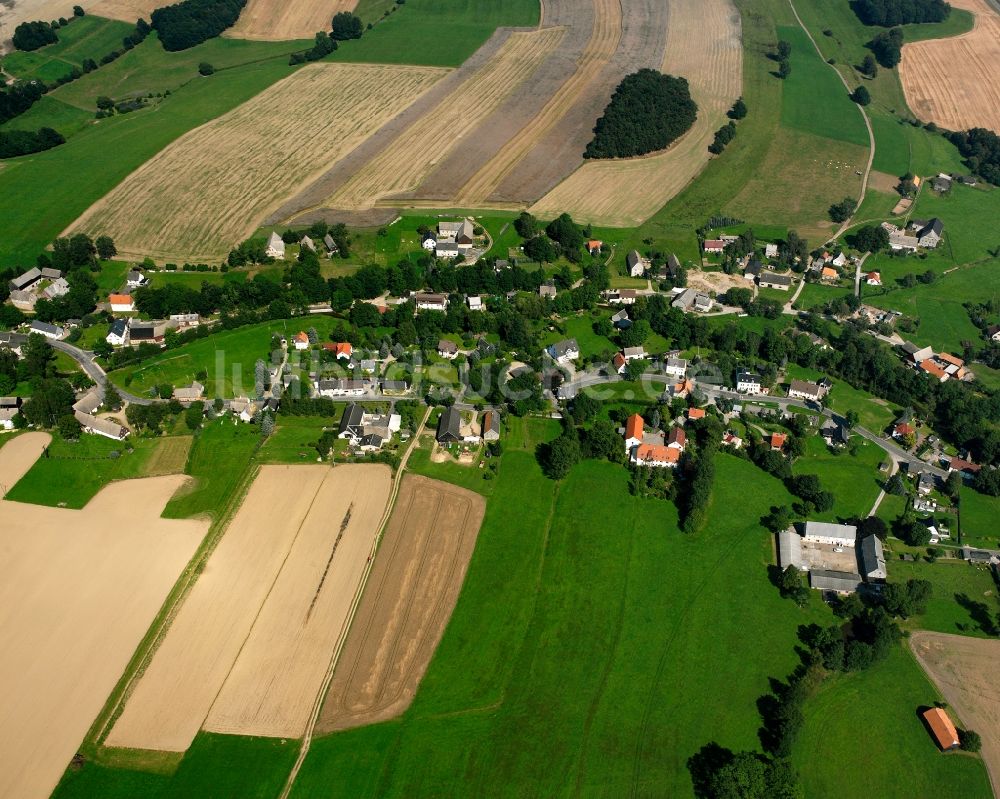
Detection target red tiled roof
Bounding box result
[895,423,915,436]
[938,352,964,367]
[771,432,787,449]
[109,294,132,304]
[635,444,680,464]
[295,331,309,342]
[922,707,959,750]
[920,359,947,379]
[625,414,644,440]
[613,352,626,369]
[667,427,686,447]
[687,408,706,420]
[950,456,981,473]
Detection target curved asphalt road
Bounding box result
[47,339,157,406]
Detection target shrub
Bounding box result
[198,62,215,76]
[12,20,58,51]
[331,11,363,40]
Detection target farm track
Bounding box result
[900,0,1000,134]
[326,27,566,210]
[69,64,445,262]
[532,0,742,225]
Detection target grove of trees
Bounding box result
[12,20,58,51]
[870,27,905,68]
[855,0,950,26]
[0,127,65,158]
[584,69,697,159]
[947,127,1000,185]
[151,0,247,51]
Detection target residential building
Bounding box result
[586,240,603,255]
[129,322,165,346]
[414,292,449,311]
[666,427,686,450]
[324,234,338,255]
[787,379,826,402]
[28,320,64,340]
[860,534,886,581]
[900,341,935,365]
[987,324,1000,342]
[547,338,580,364]
[0,332,27,355]
[722,431,743,448]
[173,382,205,402]
[109,294,135,313]
[74,410,128,440]
[43,278,70,299]
[915,218,944,248]
[764,243,779,258]
[8,267,43,292]
[126,270,150,288]
[758,271,792,290]
[949,456,981,476]
[539,281,557,299]
[736,371,763,394]
[421,232,437,251]
[622,346,646,362]
[606,289,638,305]
[624,413,644,455]
[168,313,200,329]
[687,407,705,420]
[337,403,366,440]
[626,250,649,277]
[612,352,627,374]
[866,271,882,286]
[803,521,857,548]
[771,432,787,451]
[293,331,310,350]
[744,260,762,280]
[106,318,129,347]
[265,232,286,259]
[328,341,352,360]
[435,240,460,259]
[633,443,680,468]
[300,235,317,253]
[703,239,725,254]
[467,295,483,311]
[437,406,463,443]
[380,380,411,395]
[693,293,713,313]
[922,707,959,750]
[317,379,366,397]
[820,266,839,282]
[0,405,18,430]
[439,219,474,247]
[438,339,459,359]
[893,422,915,440]
[664,357,688,378]
[920,358,949,382]
[917,471,935,495]
[930,174,952,193]
[8,290,36,311]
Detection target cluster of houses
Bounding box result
[421,219,477,260]
[286,334,414,399]
[264,231,339,260]
[106,314,200,348]
[897,341,969,383]
[787,377,831,403]
[435,406,501,444]
[106,269,152,314]
[881,218,944,253]
[7,267,69,310]
[778,521,885,594]
[72,387,129,440]
[625,250,681,282]
[623,412,687,468]
[338,402,402,452]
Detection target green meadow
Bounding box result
[1,16,135,83]
[793,434,884,522]
[960,487,1000,550]
[892,558,1000,638]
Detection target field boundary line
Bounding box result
[278,406,432,799]
[87,453,263,754]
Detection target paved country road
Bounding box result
[46,339,157,406]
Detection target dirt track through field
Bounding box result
[327,27,565,210]
[532,0,743,225]
[69,63,444,262]
[317,474,485,733]
[0,433,206,799]
[106,464,390,751]
[204,464,391,738]
[910,631,1000,795]
[900,0,1000,134]
[227,0,356,41]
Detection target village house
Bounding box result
[539,281,557,299]
[612,352,627,374]
[338,402,401,448]
[899,341,935,365]
[703,239,725,254]
[173,382,205,402]
[168,313,200,329]
[744,259,762,281]
[722,431,743,448]
[74,410,128,440]
[787,379,828,403]
[988,324,1000,343]
[0,332,27,355]
[664,357,688,379]
[672,288,712,312]
[916,471,935,495]
[770,432,787,451]
[687,407,705,421]
[948,456,981,478]
[922,707,959,750]
[626,250,650,277]
[300,235,317,254]
[758,271,792,291]
[865,271,882,286]
[667,426,686,450]
[324,233,338,255]
[317,379,366,398]
[606,289,638,305]
[128,322,166,347]
[860,534,886,580]
[380,379,411,396]
[820,266,839,282]
[914,218,944,248]
[633,443,680,468]
[481,409,501,441]
[325,341,352,360]
[265,232,286,259]
[586,240,603,255]
[437,339,459,359]
[420,231,437,252]
[0,397,22,430]
[43,278,70,299]
[623,346,646,363]
[624,413,644,455]
[809,569,864,594]
[804,521,856,548]
[126,270,150,289]
[436,406,463,444]
[414,292,449,311]
[28,320,65,340]
[930,174,952,193]
[467,295,483,311]
[438,219,475,249]
[547,338,580,364]
[893,422,915,440]
[919,359,949,382]
[8,290,36,311]
[293,331,310,351]
[8,267,42,292]
[106,318,129,347]
[764,243,779,258]
[435,240,461,259]
[109,293,135,313]
[736,371,763,394]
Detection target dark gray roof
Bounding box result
[0,332,27,348]
[29,320,62,335]
[359,433,383,448]
[759,270,792,286]
[381,380,409,391]
[809,569,863,592]
[338,403,365,436]
[9,268,41,290]
[745,260,762,276]
[626,250,643,268]
[109,319,128,337]
[860,534,886,580]
[437,406,462,442]
[548,339,579,358]
[918,218,943,237]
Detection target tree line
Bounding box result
[854,0,950,26]
[152,0,246,51]
[947,128,1000,186]
[584,69,698,159]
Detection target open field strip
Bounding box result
[911,631,1000,796]
[317,474,486,733]
[106,464,391,751]
[531,0,742,226]
[88,0,160,22]
[0,434,208,799]
[326,27,565,210]
[451,0,622,206]
[900,0,1000,134]
[69,63,445,261]
[228,0,357,41]
[204,464,392,738]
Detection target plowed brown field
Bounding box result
[106,464,390,751]
[910,631,1000,795]
[900,0,1000,134]
[69,63,444,261]
[227,0,356,42]
[317,475,485,733]
[532,0,743,225]
[0,433,206,799]
[327,26,564,210]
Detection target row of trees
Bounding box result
[947,128,1000,186]
[855,0,951,26]
[151,0,246,51]
[584,69,698,159]
[0,127,64,158]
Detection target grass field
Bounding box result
[540,312,616,360]
[326,0,540,68]
[793,434,884,522]
[960,487,1000,549]
[1,16,135,83]
[72,63,446,260]
[257,415,334,464]
[793,280,855,311]
[5,432,173,508]
[786,363,899,431]
[892,558,1000,637]
[0,95,94,138]
[794,645,991,798]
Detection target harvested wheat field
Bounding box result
[900,0,1000,134]
[318,474,485,733]
[911,631,1000,793]
[107,464,391,751]
[70,63,445,261]
[205,464,391,738]
[326,26,565,210]
[0,433,206,799]
[227,0,355,41]
[532,0,743,226]
[88,0,160,23]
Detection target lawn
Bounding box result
[326,0,540,68]
[291,450,837,798]
[793,280,855,311]
[109,318,340,399]
[960,487,1000,549]
[794,644,990,798]
[891,558,1000,638]
[0,95,93,138]
[1,16,135,83]
[786,363,899,431]
[540,312,617,360]
[776,25,869,147]
[257,415,336,464]
[793,434,885,522]
[4,432,169,508]
[0,49,301,266]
